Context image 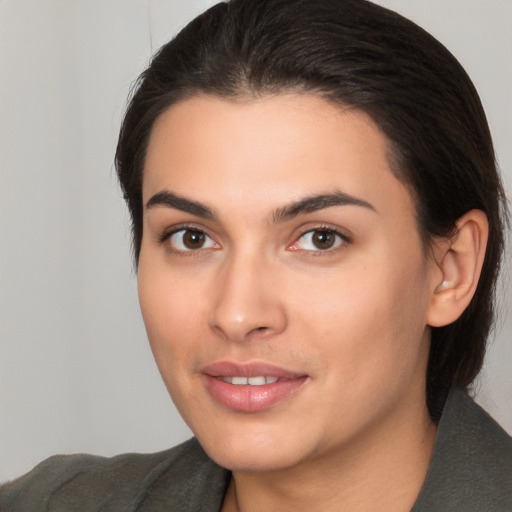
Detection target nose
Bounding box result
[209,253,287,343]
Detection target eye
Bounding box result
[290,228,346,252]
[168,229,218,251]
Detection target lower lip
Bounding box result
[203,375,308,412]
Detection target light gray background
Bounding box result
[1,0,511,482]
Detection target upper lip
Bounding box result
[201,361,306,379]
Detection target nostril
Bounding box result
[249,326,271,337]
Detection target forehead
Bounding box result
[143,94,415,222]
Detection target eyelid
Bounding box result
[159,222,210,243]
[288,224,352,253]
[158,223,221,254]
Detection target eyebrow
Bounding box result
[146,191,217,220]
[145,189,376,222]
[272,190,376,223]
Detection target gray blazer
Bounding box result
[1,388,511,511]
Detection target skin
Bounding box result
[138,94,443,511]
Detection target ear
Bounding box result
[426,210,489,327]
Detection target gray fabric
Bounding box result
[0,439,229,511]
[1,388,511,511]
[412,388,512,511]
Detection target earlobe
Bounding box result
[426,210,489,327]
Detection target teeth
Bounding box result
[220,376,279,385]
[248,376,266,386]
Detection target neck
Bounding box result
[222,391,437,512]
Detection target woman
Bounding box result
[2,0,510,510]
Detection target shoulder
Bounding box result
[0,438,229,512]
[413,388,512,512]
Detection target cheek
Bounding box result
[289,248,430,381]
[137,263,207,369]
[137,266,212,424]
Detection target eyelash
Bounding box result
[159,224,219,256]
[158,224,351,256]
[289,226,351,254]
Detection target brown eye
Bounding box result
[183,230,205,249]
[292,229,345,252]
[312,230,336,249]
[169,229,217,251]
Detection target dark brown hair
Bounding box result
[115,0,509,416]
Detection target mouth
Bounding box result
[218,376,281,385]
[201,361,309,412]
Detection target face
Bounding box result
[138,94,438,472]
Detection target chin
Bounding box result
[204,441,304,473]
[190,418,317,473]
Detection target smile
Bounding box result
[218,376,280,385]
[202,361,308,412]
